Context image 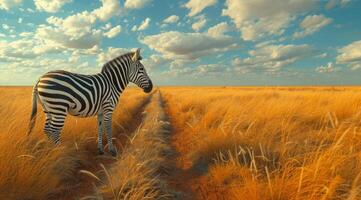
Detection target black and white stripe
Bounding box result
[27,48,152,156]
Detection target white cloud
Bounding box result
[35,0,122,51]
[103,25,121,38]
[163,15,179,24]
[18,17,22,23]
[131,25,137,32]
[2,24,10,30]
[0,0,22,10]
[26,8,35,12]
[125,0,152,9]
[207,22,231,37]
[315,62,335,73]
[46,12,97,37]
[36,24,102,49]
[68,52,80,63]
[234,44,314,72]
[163,62,231,77]
[0,39,37,60]
[316,53,328,58]
[232,58,251,74]
[184,0,217,17]
[293,15,332,38]
[92,0,122,21]
[143,54,171,69]
[34,0,72,13]
[142,31,239,60]
[197,64,227,75]
[192,15,206,32]
[336,40,361,64]
[97,47,132,64]
[102,22,112,30]
[325,0,351,9]
[133,17,151,31]
[33,43,64,54]
[0,37,66,64]
[222,0,317,41]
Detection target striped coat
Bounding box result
[27,48,152,156]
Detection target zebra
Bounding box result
[27,48,153,156]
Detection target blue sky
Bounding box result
[0,0,361,86]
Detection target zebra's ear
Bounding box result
[132,48,141,62]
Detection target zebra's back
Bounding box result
[37,70,108,117]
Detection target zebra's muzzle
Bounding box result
[144,80,153,93]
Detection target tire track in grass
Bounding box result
[162,91,204,200]
[52,92,154,200]
[92,90,181,200]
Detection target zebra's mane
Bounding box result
[109,52,134,64]
[102,51,143,69]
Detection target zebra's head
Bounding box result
[129,48,153,93]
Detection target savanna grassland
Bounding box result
[1,86,361,200]
[162,87,361,200]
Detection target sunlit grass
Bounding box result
[0,86,149,199]
[162,86,361,200]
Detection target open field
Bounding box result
[1,86,361,199]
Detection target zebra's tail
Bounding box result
[27,82,39,136]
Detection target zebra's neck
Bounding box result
[100,55,131,95]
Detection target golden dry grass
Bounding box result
[161,86,361,200]
[2,86,361,200]
[96,91,177,200]
[0,86,149,199]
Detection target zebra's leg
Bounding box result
[44,112,52,135]
[97,112,104,155]
[48,114,66,145]
[104,112,117,157]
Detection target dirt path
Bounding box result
[96,90,178,199]
[52,92,154,200]
[52,90,205,199]
[161,92,204,200]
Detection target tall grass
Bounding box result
[0,87,149,199]
[162,87,361,200]
[96,91,177,200]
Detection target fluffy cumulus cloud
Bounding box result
[222,0,317,41]
[336,40,361,70]
[124,0,152,10]
[293,15,332,38]
[0,0,22,10]
[163,15,179,24]
[37,13,101,49]
[36,24,102,49]
[234,44,314,72]
[46,12,97,37]
[34,0,121,51]
[103,25,121,38]
[143,54,172,69]
[337,40,361,63]
[132,17,151,31]
[142,30,238,60]
[184,0,217,17]
[315,62,335,73]
[191,15,207,32]
[0,32,68,62]
[97,47,132,64]
[92,0,122,21]
[207,22,231,37]
[34,0,72,13]
[0,39,38,61]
